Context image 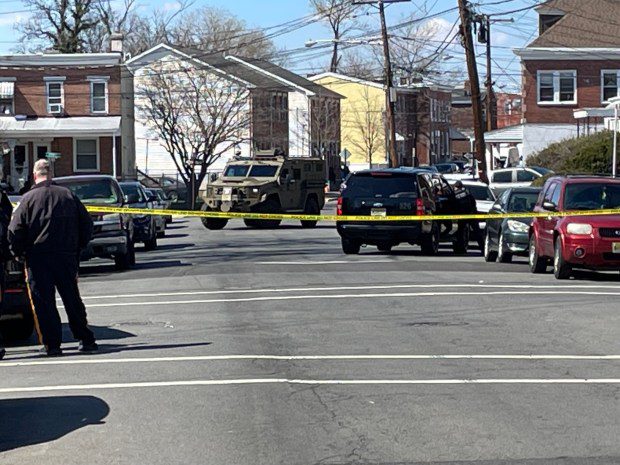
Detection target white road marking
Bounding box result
[77,290,620,308]
[2,378,620,394]
[2,354,620,368]
[72,283,620,301]
[255,260,394,265]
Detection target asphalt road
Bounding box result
[1,207,619,465]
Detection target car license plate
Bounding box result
[371,208,387,217]
[222,187,232,202]
[613,242,620,254]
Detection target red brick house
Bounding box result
[0,38,135,192]
[496,92,522,129]
[514,0,620,157]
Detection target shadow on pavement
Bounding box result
[80,260,190,276]
[571,270,620,282]
[0,396,110,453]
[150,243,196,252]
[94,341,212,355]
[159,233,190,239]
[5,324,136,348]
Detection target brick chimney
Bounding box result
[110,33,124,54]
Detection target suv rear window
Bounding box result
[564,182,620,210]
[345,173,418,198]
[60,179,120,204]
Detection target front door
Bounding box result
[9,144,28,192]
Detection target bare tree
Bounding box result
[310,0,362,73]
[347,86,384,168]
[136,59,251,208]
[340,49,380,80]
[17,0,97,52]
[82,0,136,52]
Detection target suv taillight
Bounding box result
[416,198,425,215]
[337,197,343,216]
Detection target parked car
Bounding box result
[119,181,158,251]
[529,175,620,279]
[484,187,542,263]
[336,169,472,255]
[145,188,168,237]
[433,163,461,174]
[489,166,552,194]
[55,175,136,270]
[149,188,173,224]
[140,174,187,203]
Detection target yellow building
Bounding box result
[310,72,387,170]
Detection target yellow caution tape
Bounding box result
[82,205,620,222]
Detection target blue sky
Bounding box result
[0,0,541,90]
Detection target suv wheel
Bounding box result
[201,204,228,230]
[114,235,135,270]
[529,235,547,274]
[553,237,572,280]
[420,223,439,256]
[484,230,498,262]
[453,222,469,254]
[342,237,361,255]
[301,197,320,228]
[498,232,512,263]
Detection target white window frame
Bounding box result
[88,76,109,114]
[44,77,66,114]
[73,137,100,173]
[601,69,620,103]
[536,70,577,105]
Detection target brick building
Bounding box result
[0,38,135,192]
[514,0,620,156]
[495,92,522,129]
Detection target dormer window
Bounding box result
[539,14,563,34]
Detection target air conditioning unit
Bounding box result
[49,104,64,114]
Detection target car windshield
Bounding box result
[434,164,454,173]
[530,166,551,175]
[464,185,495,201]
[564,182,620,210]
[345,174,418,198]
[508,192,540,212]
[224,165,250,177]
[249,165,278,177]
[61,179,120,204]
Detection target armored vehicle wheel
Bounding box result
[301,197,320,228]
[252,198,282,229]
[201,204,228,230]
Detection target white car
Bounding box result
[488,166,551,194]
[448,180,496,229]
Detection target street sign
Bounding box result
[340,149,350,162]
[45,152,61,160]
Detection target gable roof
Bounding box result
[528,0,620,48]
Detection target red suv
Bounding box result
[529,176,620,279]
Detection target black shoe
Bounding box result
[41,347,63,357]
[78,341,98,353]
[0,348,5,360]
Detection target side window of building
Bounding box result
[75,139,99,172]
[602,70,620,102]
[537,71,576,104]
[45,78,65,114]
[90,79,108,114]
[0,80,14,115]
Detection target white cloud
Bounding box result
[163,2,182,11]
[0,13,26,27]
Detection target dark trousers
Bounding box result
[26,254,94,349]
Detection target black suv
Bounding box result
[337,169,473,255]
[55,175,136,270]
[337,169,440,254]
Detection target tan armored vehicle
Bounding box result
[201,155,326,230]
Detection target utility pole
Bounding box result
[458,0,487,182]
[354,0,409,167]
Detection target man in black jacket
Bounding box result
[0,185,13,360]
[9,159,96,357]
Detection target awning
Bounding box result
[0,82,14,99]
[0,116,121,138]
[573,107,614,119]
[484,124,524,144]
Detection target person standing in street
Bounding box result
[0,185,13,360]
[8,159,96,357]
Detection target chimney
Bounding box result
[110,33,124,54]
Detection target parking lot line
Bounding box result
[72,283,620,301]
[2,354,620,368]
[76,290,620,308]
[2,378,620,394]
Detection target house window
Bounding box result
[45,78,65,114]
[602,70,620,102]
[537,71,576,104]
[74,138,99,172]
[0,98,12,115]
[91,81,107,113]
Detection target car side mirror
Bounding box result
[542,201,557,212]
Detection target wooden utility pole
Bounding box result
[354,0,409,167]
[458,0,487,182]
[484,16,494,132]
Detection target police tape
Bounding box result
[81,205,620,223]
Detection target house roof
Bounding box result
[0,116,121,137]
[484,124,524,144]
[528,0,620,48]
[0,53,121,67]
